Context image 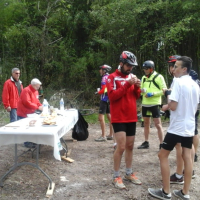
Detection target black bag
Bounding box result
[72,111,89,141]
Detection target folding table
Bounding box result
[0,109,78,191]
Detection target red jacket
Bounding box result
[106,69,141,123]
[17,84,42,117]
[2,77,23,109]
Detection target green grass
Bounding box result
[83,113,110,124]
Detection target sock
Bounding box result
[162,189,171,196]
[126,168,132,175]
[113,171,120,178]
[175,173,183,179]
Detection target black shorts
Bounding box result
[142,105,160,118]
[162,133,193,151]
[112,122,136,136]
[195,110,199,135]
[99,100,110,114]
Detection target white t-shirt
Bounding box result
[167,75,200,137]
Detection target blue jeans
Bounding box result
[10,109,19,122]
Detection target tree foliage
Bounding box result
[0,0,200,103]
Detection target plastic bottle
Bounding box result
[60,98,64,112]
[43,99,49,114]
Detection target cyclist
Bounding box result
[95,65,114,142]
[149,56,199,200]
[138,60,167,150]
[163,56,199,185]
[106,51,141,189]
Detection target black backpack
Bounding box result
[72,111,89,141]
[143,73,160,90]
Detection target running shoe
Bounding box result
[124,173,142,185]
[170,173,184,184]
[137,141,149,149]
[148,188,171,200]
[94,136,107,142]
[112,177,126,189]
[106,135,113,140]
[173,190,190,200]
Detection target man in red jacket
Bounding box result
[2,68,23,122]
[17,78,43,118]
[106,51,141,189]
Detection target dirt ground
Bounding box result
[0,121,200,200]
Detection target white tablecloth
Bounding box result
[0,109,78,161]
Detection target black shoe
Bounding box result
[137,141,149,149]
[24,142,36,148]
[141,121,144,127]
[194,154,198,162]
[170,173,184,184]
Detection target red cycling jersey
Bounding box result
[106,69,141,123]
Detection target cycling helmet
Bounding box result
[189,70,198,81]
[142,60,155,69]
[168,55,180,63]
[167,55,181,76]
[120,51,138,66]
[99,64,112,72]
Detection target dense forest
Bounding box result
[0,0,200,104]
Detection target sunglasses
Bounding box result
[143,67,150,70]
[15,73,20,74]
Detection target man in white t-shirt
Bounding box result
[148,56,200,200]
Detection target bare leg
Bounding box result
[175,143,184,175]
[106,113,114,137]
[193,134,199,155]
[98,114,106,138]
[153,117,164,144]
[182,147,193,194]
[125,136,135,168]
[158,148,171,194]
[143,117,151,141]
[113,132,126,171]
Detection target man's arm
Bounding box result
[152,75,167,97]
[2,82,11,110]
[168,100,178,111]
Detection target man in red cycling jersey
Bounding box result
[106,51,141,189]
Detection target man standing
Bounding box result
[138,60,167,150]
[95,65,113,142]
[106,51,141,189]
[148,56,199,200]
[2,68,23,122]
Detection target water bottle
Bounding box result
[43,99,48,114]
[60,98,64,112]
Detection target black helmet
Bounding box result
[142,60,155,69]
[99,64,111,72]
[189,70,198,81]
[120,51,138,66]
[168,55,180,63]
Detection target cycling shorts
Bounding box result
[142,105,160,118]
[112,122,136,136]
[99,100,110,114]
[162,133,193,151]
